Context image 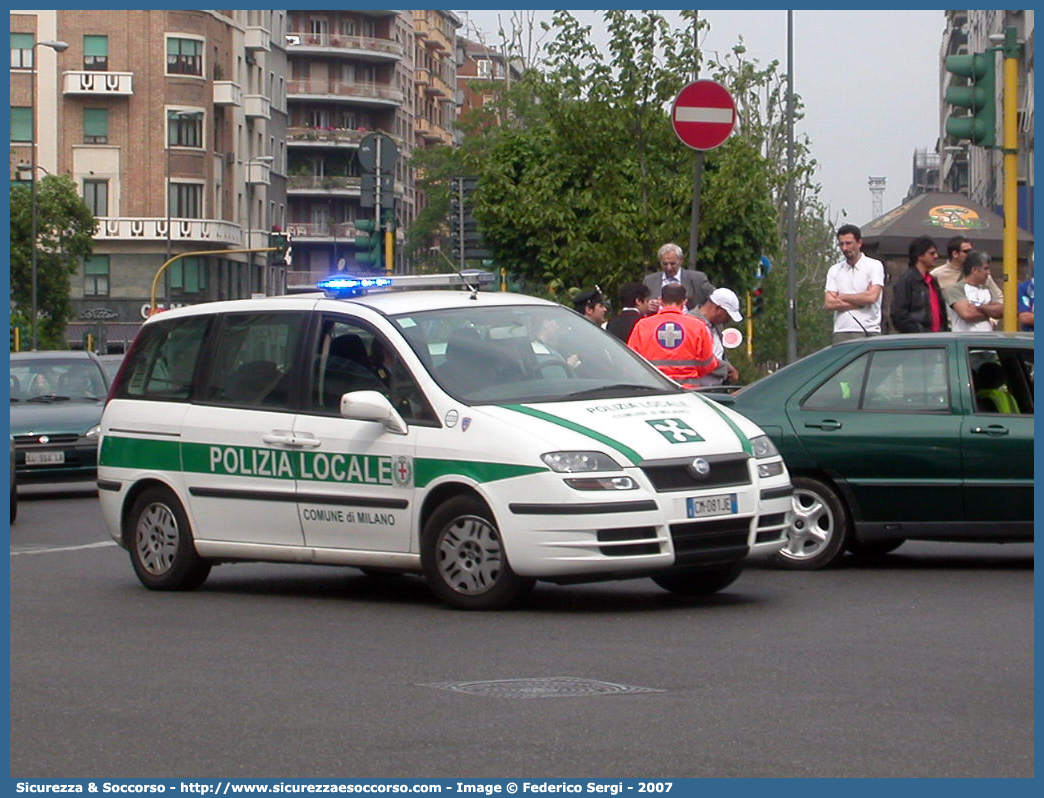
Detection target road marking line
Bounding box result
[11,541,118,556]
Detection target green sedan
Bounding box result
[713,332,1033,568]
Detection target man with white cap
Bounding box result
[689,287,743,386]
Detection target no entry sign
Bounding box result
[671,80,736,151]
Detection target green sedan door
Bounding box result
[960,343,1034,528]
[785,344,965,525]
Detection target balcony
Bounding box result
[287,126,370,148]
[426,72,451,98]
[287,79,403,107]
[246,230,273,250]
[415,117,451,145]
[285,221,361,241]
[287,175,363,195]
[213,80,243,106]
[62,70,133,96]
[94,217,242,246]
[244,94,271,119]
[415,67,430,87]
[284,31,404,61]
[246,161,272,185]
[418,20,451,52]
[245,26,271,51]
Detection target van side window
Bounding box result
[307,317,437,424]
[202,313,306,409]
[110,315,211,401]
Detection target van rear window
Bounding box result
[110,316,210,401]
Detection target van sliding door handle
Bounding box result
[262,432,321,448]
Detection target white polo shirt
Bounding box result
[825,254,885,333]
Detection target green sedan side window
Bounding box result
[803,354,868,409]
[863,348,949,412]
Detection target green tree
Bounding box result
[10,174,97,349]
[408,10,837,360]
[707,42,837,362]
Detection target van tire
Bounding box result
[653,561,743,595]
[421,495,534,610]
[127,486,211,590]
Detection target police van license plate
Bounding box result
[26,451,65,466]
[686,493,737,518]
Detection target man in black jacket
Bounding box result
[891,236,949,333]
[606,281,652,342]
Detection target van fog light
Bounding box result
[564,476,637,491]
[758,461,784,478]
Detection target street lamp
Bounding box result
[28,38,68,350]
[247,155,274,295]
[164,110,202,306]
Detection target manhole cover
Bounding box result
[420,677,664,699]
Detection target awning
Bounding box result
[861,192,1034,259]
[65,321,143,345]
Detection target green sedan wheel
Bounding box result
[772,477,849,570]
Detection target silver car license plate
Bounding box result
[26,451,65,466]
[686,493,737,519]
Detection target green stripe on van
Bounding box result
[503,405,643,465]
[693,394,753,456]
[100,435,543,489]
[414,459,546,489]
[99,435,181,470]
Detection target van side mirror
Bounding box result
[340,390,408,435]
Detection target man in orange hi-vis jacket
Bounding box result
[627,282,718,388]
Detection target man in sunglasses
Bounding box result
[932,235,1003,306]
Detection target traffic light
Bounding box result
[751,286,764,316]
[944,51,996,147]
[354,218,383,267]
[268,232,290,265]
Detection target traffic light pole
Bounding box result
[1001,27,1019,332]
[149,247,277,315]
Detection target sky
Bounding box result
[454,9,945,227]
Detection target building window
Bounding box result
[169,182,203,218]
[11,33,34,69]
[83,179,108,216]
[166,37,202,76]
[476,59,491,78]
[167,110,202,147]
[83,107,108,144]
[170,256,206,294]
[83,254,110,297]
[10,106,31,141]
[83,35,108,70]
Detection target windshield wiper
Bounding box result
[563,384,670,399]
[26,394,72,403]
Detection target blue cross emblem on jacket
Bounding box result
[657,322,684,349]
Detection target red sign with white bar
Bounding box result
[671,79,736,151]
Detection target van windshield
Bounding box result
[390,304,680,404]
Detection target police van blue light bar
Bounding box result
[316,271,495,298]
[316,275,393,297]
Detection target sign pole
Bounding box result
[688,12,702,269]
[671,75,736,271]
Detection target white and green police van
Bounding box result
[98,273,791,609]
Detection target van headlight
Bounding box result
[750,435,784,477]
[541,451,621,473]
[750,435,779,459]
[84,424,101,440]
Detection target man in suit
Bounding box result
[643,242,714,311]
[606,281,652,342]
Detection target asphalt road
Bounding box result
[9,483,1034,778]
